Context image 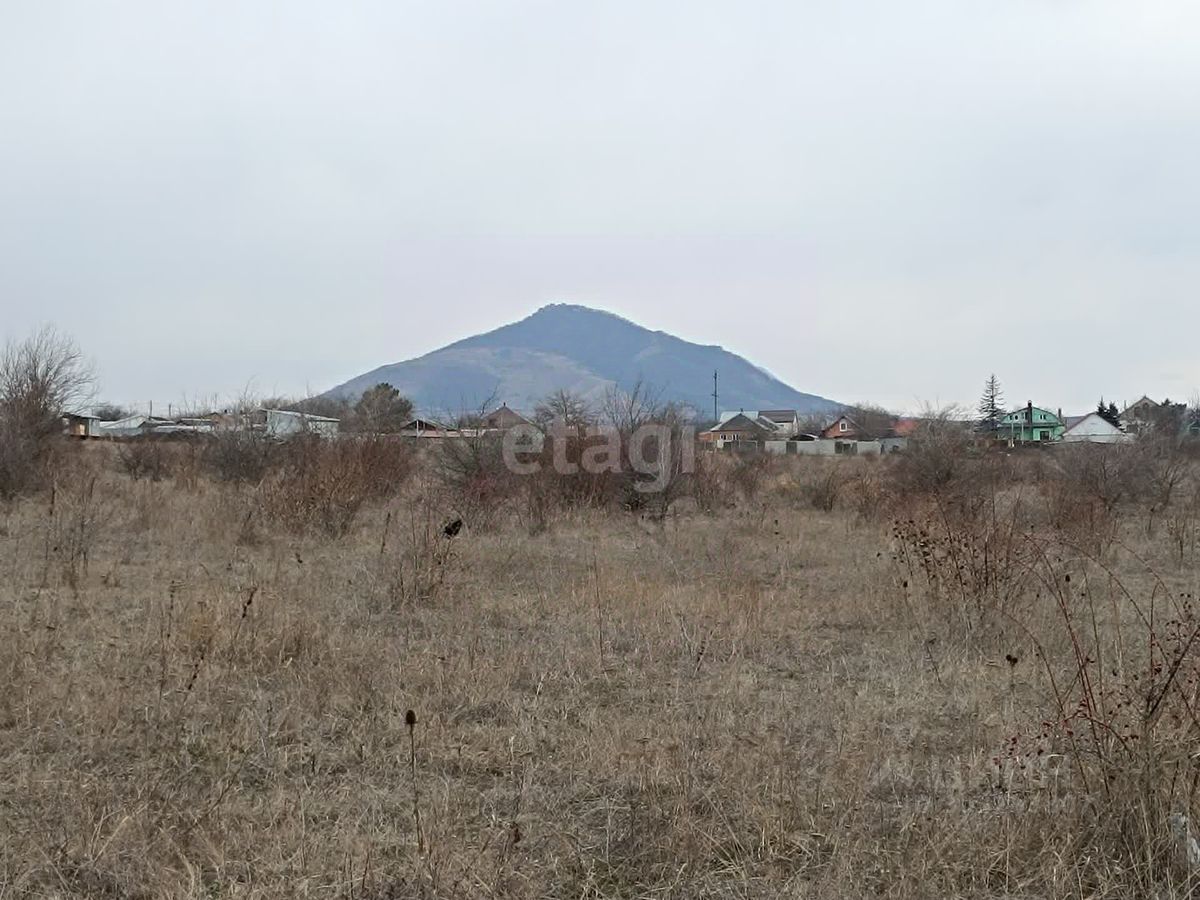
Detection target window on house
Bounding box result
[839,421,848,432]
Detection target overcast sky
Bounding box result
[3,1,1198,414]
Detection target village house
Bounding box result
[96,414,156,438]
[703,411,776,447]
[480,404,544,451]
[1120,396,1160,435]
[878,417,919,453]
[400,417,450,438]
[757,409,802,435]
[480,403,533,431]
[261,408,339,438]
[997,403,1065,443]
[1060,412,1132,444]
[62,413,103,438]
[819,414,860,440]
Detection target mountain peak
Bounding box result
[523,302,643,328]
[327,305,838,416]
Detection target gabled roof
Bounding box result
[716,409,789,431]
[717,409,756,424]
[401,417,446,431]
[818,414,862,438]
[758,409,799,423]
[822,413,858,428]
[98,414,148,429]
[1062,412,1123,435]
[710,413,770,433]
[1123,395,1159,413]
[481,403,533,429]
[1000,405,1062,424]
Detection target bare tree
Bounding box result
[601,381,695,516]
[0,326,95,497]
[0,326,94,428]
[533,388,595,430]
[601,379,663,435]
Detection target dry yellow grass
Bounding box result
[3,442,1200,898]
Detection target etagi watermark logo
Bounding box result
[501,423,696,494]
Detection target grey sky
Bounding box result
[3,1,1198,414]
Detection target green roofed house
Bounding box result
[998,402,1065,443]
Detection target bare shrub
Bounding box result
[890,492,1040,641]
[724,452,770,503]
[200,431,278,483]
[435,430,515,529]
[117,439,174,482]
[258,436,413,536]
[1141,436,1190,510]
[531,429,623,510]
[844,465,891,520]
[1050,444,1141,514]
[1164,488,1200,567]
[805,466,845,511]
[686,451,740,512]
[625,411,698,519]
[1043,442,1192,544]
[997,550,1200,893]
[888,405,973,498]
[1044,477,1118,555]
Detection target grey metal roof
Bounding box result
[261,408,340,422]
[758,409,798,422]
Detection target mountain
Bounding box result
[325,304,840,418]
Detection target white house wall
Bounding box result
[1061,431,1133,444]
[1060,413,1133,444]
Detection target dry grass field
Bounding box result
[4,438,1200,898]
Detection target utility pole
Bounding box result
[712,370,719,424]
